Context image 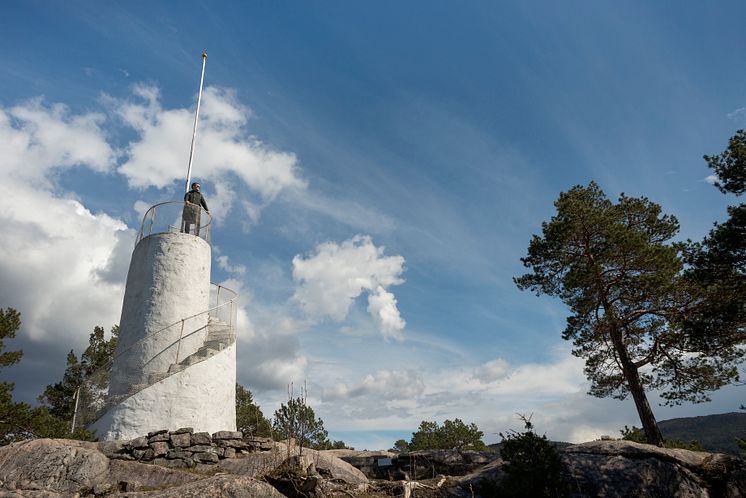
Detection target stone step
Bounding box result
[207,328,232,339]
[204,339,227,351]
[148,372,169,384]
[168,363,186,374]
[180,348,218,366]
[128,383,147,394]
[206,337,233,346]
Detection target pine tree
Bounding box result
[272,397,329,450]
[515,182,742,446]
[235,384,272,438]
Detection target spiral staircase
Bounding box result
[77,202,239,439]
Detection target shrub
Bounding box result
[496,416,569,498]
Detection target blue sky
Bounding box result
[2,1,745,449]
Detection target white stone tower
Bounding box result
[90,202,237,440]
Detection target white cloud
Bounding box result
[472,358,511,383]
[216,255,246,275]
[366,286,405,340]
[324,369,425,401]
[704,174,719,185]
[727,106,746,124]
[292,235,406,338]
[0,98,116,187]
[133,200,151,221]
[0,100,129,348]
[112,84,306,206]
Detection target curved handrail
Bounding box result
[137,201,213,245]
[110,283,236,365]
[73,283,238,429]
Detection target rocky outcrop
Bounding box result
[452,440,746,498]
[0,437,366,497]
[219,442,368,485]
[0,439,110,494]
[114,475,285,497]
[561,441,746,498]
[2,438,744,497]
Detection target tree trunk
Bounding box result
[610,327,663,446]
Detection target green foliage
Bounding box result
[0,307,34,444]
[619,425,647,444]
[235,384,272,438]
[407,418,487,451]
[37,325,118,437]
[0,308,95,444]
[621,425,705,451]
[684,131,745,365]
[39,326,119,425]
[703,129,746,195]
[313,439,352,450]
[272,396,329,450]
[39,351,82,419]
[0,308,22,369]
[496,417,569,498]
[390,439,410,452]
[515,182,743,446]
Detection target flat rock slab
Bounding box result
[116,474,285,497]
[217,446,368,485]
[107,459,201,489]
[0,439,109,493]
[0,491,68,498]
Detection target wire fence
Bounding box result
[73,283,237,431]
[137,201,213,245]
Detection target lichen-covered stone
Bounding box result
[172,427,194,434]
[149,432,171,443]
[98,440,128,458]
[170,432,192,447]
[189,445,217,454]
[140,448,156,461]
[127,436,149,449]
[246,437,274,451]
[148,429,169,438]
[166,449,193,460]
[191,432,212,445]
[212,430,242,440]
[132,448,149,460]
[150,441,170,457]
[216,439,248,450]
[194,452,220,464]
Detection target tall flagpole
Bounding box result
[185,52,208,194]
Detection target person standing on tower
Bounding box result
[182,182,209,236]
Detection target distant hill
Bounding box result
[487,412,746,455]
[659,412,746,455]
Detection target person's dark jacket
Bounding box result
[183,190,209,222]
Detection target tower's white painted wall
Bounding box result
[91,343,237,440]
[109,232,211,396]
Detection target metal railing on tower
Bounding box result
[137,201,213,245]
